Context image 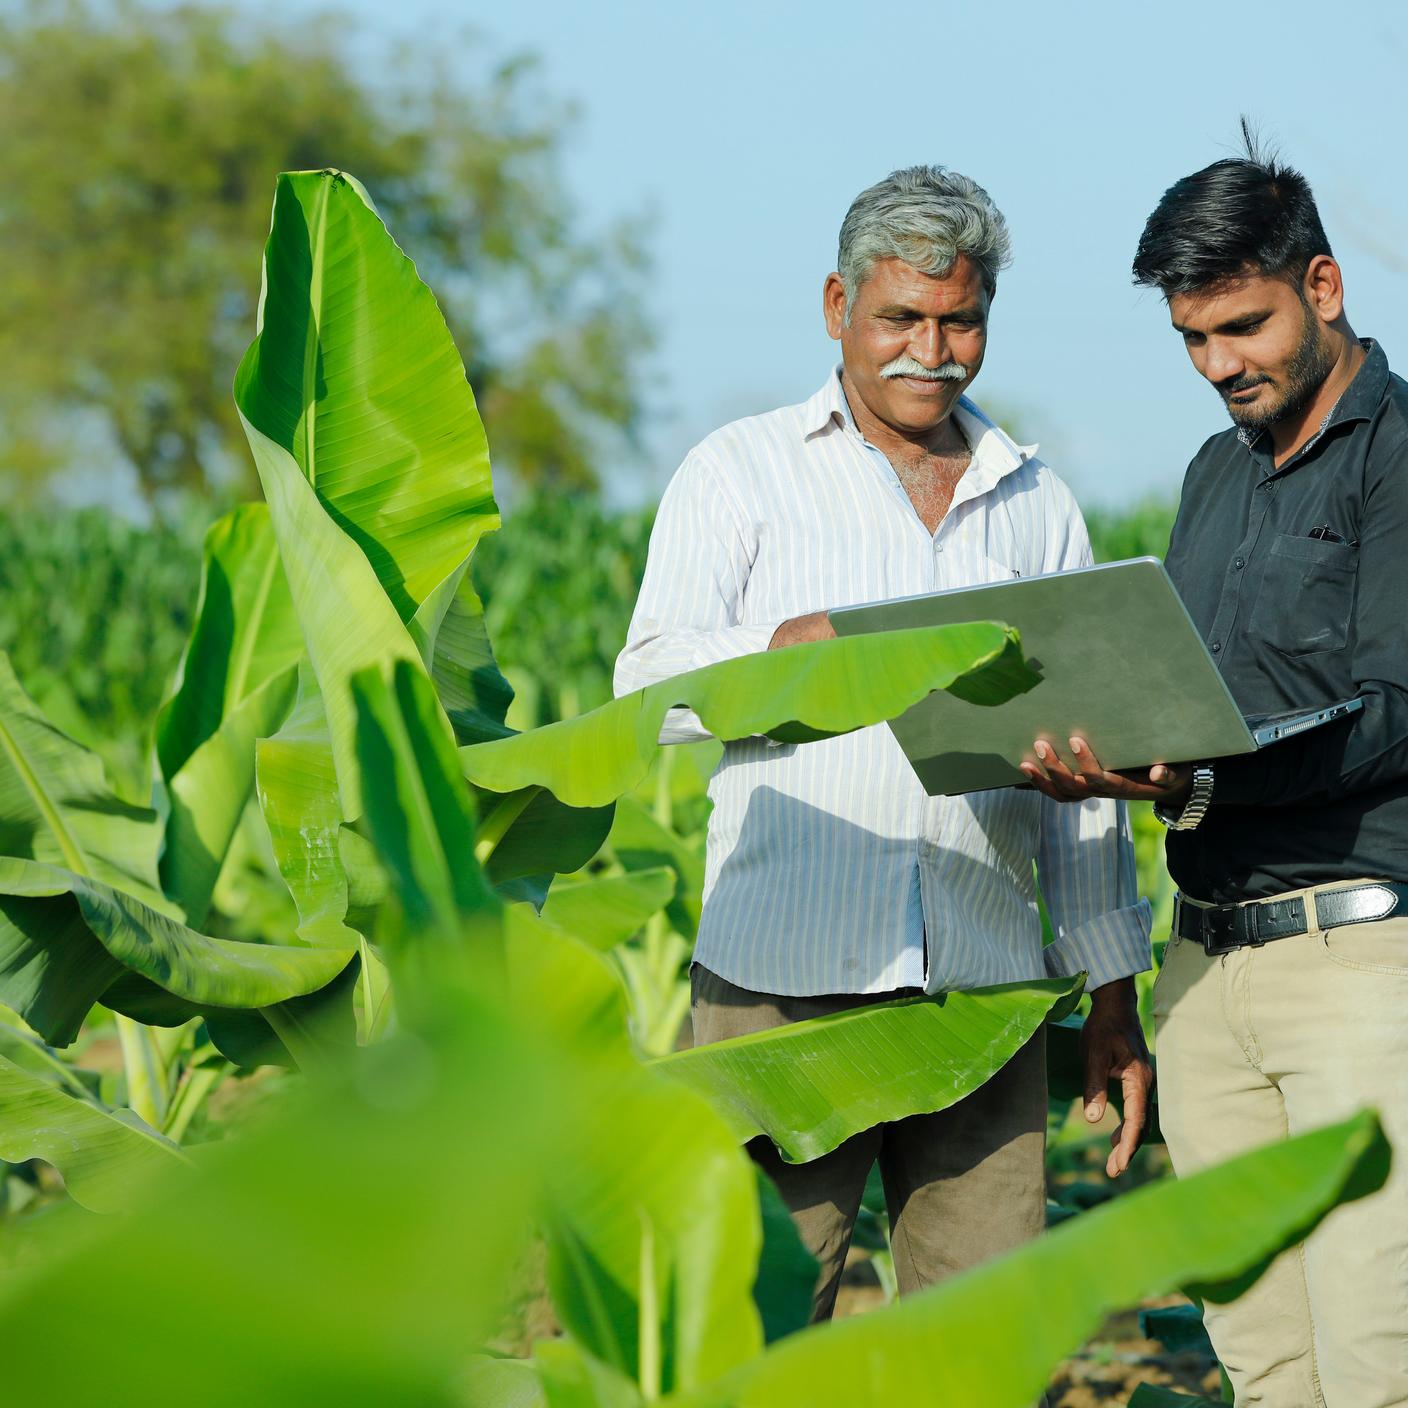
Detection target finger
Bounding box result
[1067,736,1108,777]
[1035,742,1089,799]
[1069,738,1131,791]
[1083,1061,1108,1124]
[1109,1070,1150,1176]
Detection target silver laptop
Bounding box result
[829,557,1361,796]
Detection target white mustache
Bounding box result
[879,354,968,382]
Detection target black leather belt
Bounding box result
[1175,882,1408,956]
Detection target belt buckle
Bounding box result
[1202,905,1244,956]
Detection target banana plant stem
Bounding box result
[114,1013,169,1130]
[474,786,539,866]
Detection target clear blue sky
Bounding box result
[301,0,1407,510]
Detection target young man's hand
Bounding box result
[1021,736,1193,806]
[1081,976,1154,1178]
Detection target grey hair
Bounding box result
[838,165,1012,322]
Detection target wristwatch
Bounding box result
[1155,763,1214,831]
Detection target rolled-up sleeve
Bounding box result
[1037,794,1152,989]
[614,450,781,743]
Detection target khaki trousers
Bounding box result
[1154,882,1408,1407]
[690,964,1048,1321]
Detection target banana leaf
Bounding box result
[751,1169,818,1345]
[234,169,498,820]
[0,856,357,1048]
[509,913,764,1395]
[535,1342,643,1408]
[608,796,705,939]
[157,504,302,924]
[350,662,496,936]
[466,1358,549,1408]
[460,623,1039,808]
[540,866,677,951]
[255,665,362,946]
[0,652,165,907]
[656,975,1083,1164]
[0,981,553,1408]
[668,1110,1389,1408]
[1138,1303,1215,1357]
[0,1051,188,1213]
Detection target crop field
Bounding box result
[0,171,1385,1407]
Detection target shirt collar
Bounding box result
[802,365,1037,485]
[1238,337,1389,454]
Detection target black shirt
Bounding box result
[1163,340,1408,903]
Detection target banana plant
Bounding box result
[0,653,358,1137]
[0,652,1384,1407]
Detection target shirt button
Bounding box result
[1211,641,1222,654]
[1234,557,1245,569]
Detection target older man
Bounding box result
[615,166,1152,1318]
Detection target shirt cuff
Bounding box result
[1043,898,1153,991]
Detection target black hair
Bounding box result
[1132,119,1333,297]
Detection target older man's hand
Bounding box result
[1020,736,1193,806]
[1082,977,1154,1178]
[768,611,836,649]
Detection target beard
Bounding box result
[1219,303,1337,431]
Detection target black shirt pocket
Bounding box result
[1247,534,1358,657]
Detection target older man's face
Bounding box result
[824,255,989,437]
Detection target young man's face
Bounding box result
[824,255,989,436]
[1167,266,1338,430]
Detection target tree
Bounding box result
[0,0,649,510]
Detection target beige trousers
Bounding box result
[690,963,1048,1321]
[1154,882,1408,1407]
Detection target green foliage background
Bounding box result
[2,493,1176,829]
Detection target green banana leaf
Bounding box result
[540,866,677,950]
[656,975,1082,1163]
[350,662,497,937]
[480,786,617,905]
[461,623,1039,808]
[535,1342,644,1408]
[0,652,165,907]
[0,1051,188,1213]
[255,665,362,946]
[466,1358,549,1408]
[0,856,356,1048]
[430,565,515,747]
[157,504,302,924]
[608,797,705,939]
[509,913,764,1395]
[752,1169,819,1345]
[0,1007,98,1098]
[1139,1303,1215,1357]
[668,1109,1389,1408]
[0,979,553,1408]
[233,169,498,820]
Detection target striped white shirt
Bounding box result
[615,369,1151,996]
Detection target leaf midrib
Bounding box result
[298,175,333,490]
[0,710,89,876]
[225,535,281,710]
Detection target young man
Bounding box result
[616,166,1152,1321]
[1023,138,1408,1406]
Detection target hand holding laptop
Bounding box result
[1020,736,1194,805]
